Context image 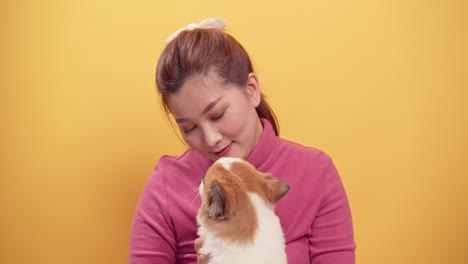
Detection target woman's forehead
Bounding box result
[168,73,241,105]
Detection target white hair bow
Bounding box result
[163,17,228,44]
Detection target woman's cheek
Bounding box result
[221,113,244,137]
[182,135,197,149]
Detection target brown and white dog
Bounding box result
[197,157,290,264]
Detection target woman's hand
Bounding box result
[195,237,209,264]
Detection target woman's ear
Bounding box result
[245,73,261,107]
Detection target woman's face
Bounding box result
[166,72,263,162]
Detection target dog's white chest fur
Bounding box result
[197,193,287,264]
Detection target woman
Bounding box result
[129,17,356,264]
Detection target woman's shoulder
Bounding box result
[150,148,210,184]
[154,148,200,170]
[272,137,338,174]
[278,137,331,160]
[157,148,191,164]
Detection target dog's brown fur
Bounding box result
[198,159,290,244]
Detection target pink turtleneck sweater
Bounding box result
[129,119,356,263]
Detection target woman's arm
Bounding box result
[129,165,177,264]
[309,155,356,263]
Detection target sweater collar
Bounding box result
[193,118,279,171]
[245,118,278,171]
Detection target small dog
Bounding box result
[197,157,290,264]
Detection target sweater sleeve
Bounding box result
[309,155,356,263]
[129,164,177,264]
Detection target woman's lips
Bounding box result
[214,144,232,157]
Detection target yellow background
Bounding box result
[1,0,467,263]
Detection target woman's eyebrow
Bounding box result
[201,96,223,115]
[175,96,223,123]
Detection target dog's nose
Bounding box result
[199,178,205,184]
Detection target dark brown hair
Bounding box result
[156,28,279,136]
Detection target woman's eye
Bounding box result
[212,112,225,121]
[183,126,196,134]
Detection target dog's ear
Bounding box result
[274,180,290,202]
[264,173,290,203]
[208,181,225,220]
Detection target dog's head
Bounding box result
[198,157,290,221]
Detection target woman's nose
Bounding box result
[203,127,222,147]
